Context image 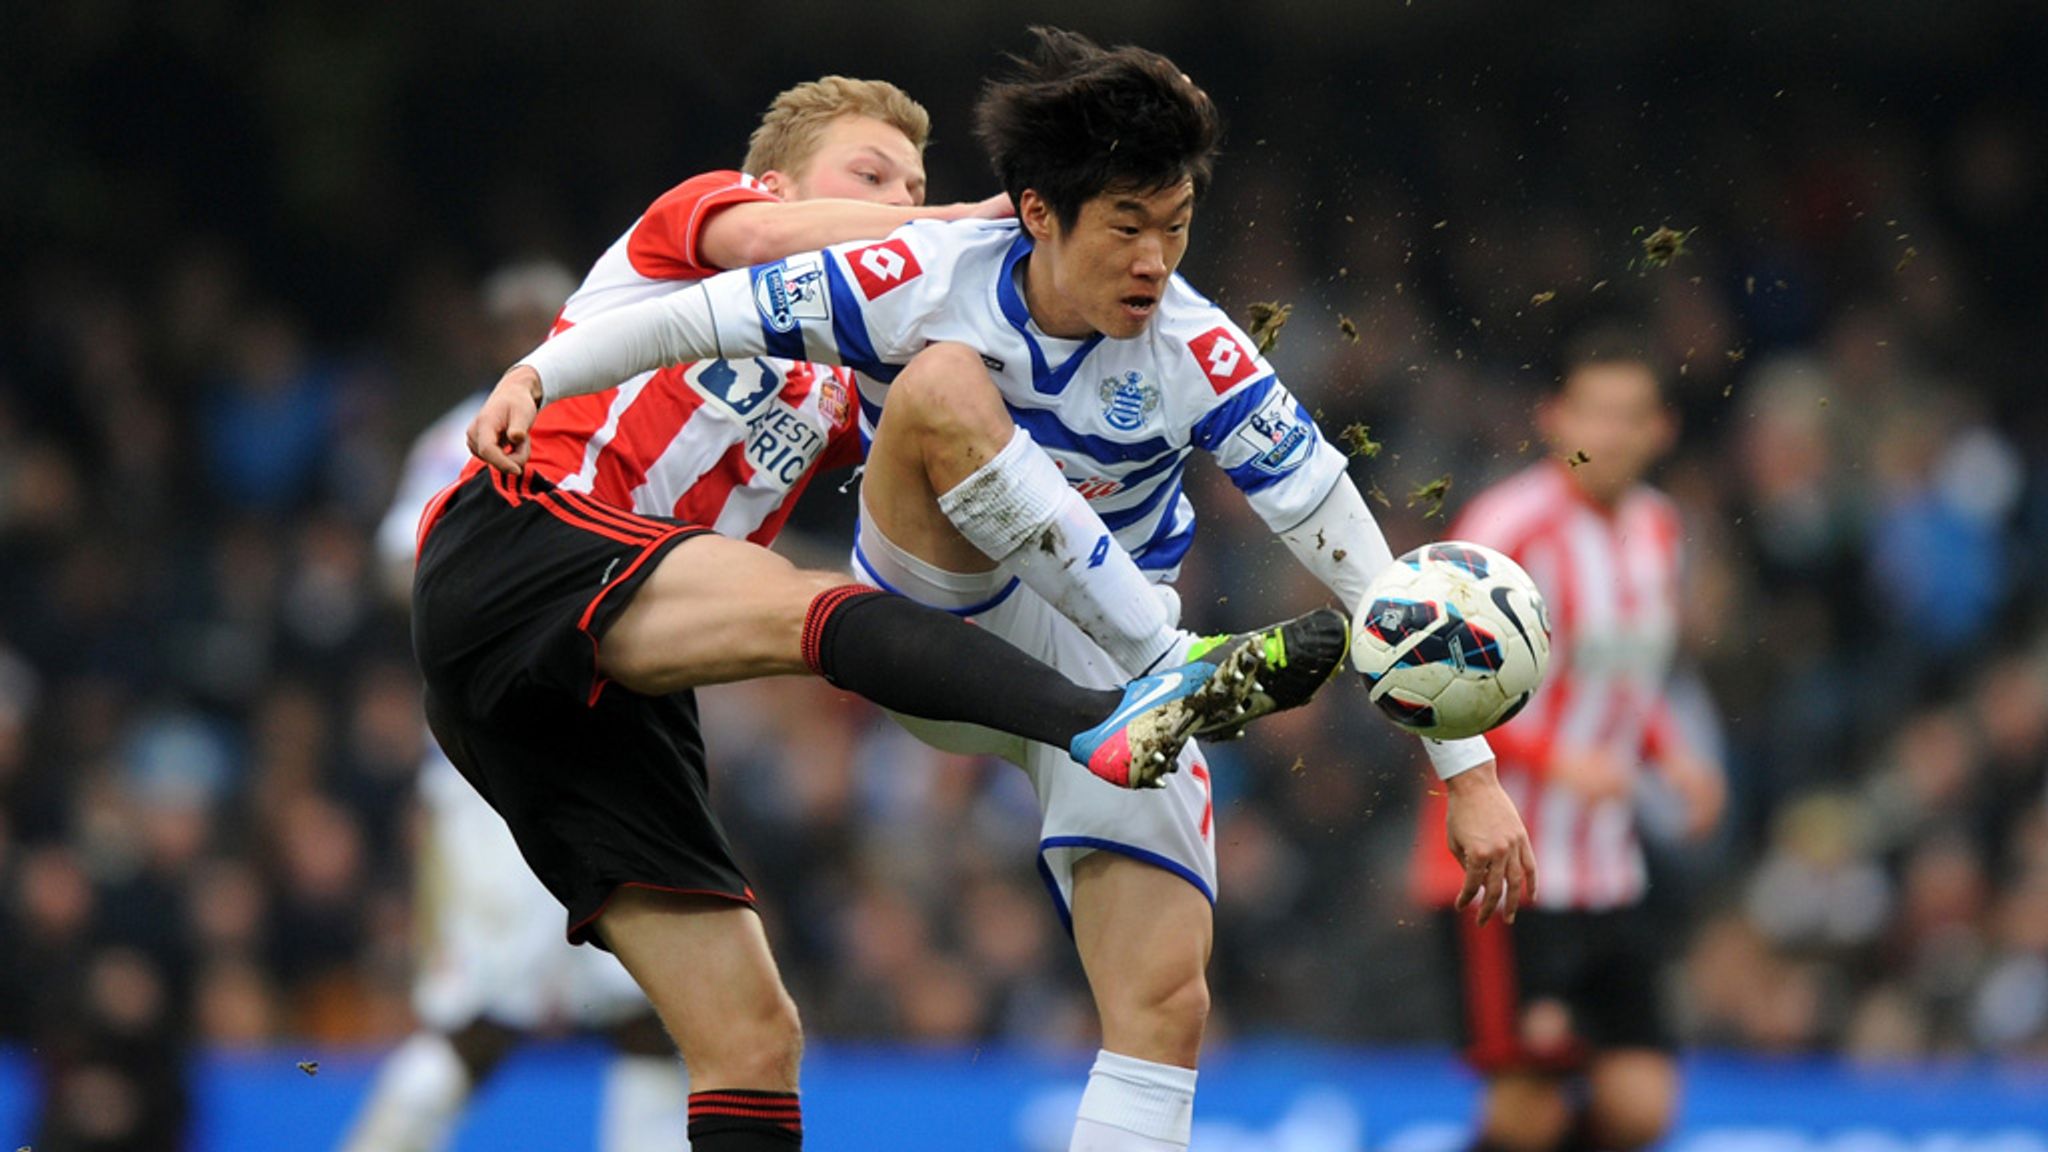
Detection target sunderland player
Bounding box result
[1410,326,1725,1152]
[477,30,1534,1150]
[410,77,1270,1152]
[344,263,686,1152]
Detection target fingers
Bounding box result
[468,413,523,475]
[1499,846,1529,924]
[1458,837,1536,926]
[1519,836,1538,907]
[1454,866,1481,915]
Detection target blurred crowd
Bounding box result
[5,3,2047,1147]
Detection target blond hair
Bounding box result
[742,76,931,177]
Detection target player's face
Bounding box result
[1020,182,1194,340]
[1541,360,1674,504]
[777,115,928,207]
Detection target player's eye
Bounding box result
[855,169,881,184]
[1112,225,1141,237]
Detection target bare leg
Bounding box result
[1476,1073,1574,1152]
[1064,853,1212,1150]
[1070,852,1214,1067]
[593,889,802,1093]
[597,534,843,695]
[1584,1050,1680,1151]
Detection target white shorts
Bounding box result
[852,503,1217,923]
[411,750,649,1032]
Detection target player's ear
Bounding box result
[757,169,795,199]
[1018,190,1057,242]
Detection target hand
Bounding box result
[1444,760,1536,924]
[1660,748,1726,842]
[1548,746,1633,804]
[469,367,543,475]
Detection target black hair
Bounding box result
[1552,319,1659,393]
[973,27,1222,230]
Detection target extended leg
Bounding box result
[598,534,1255,786]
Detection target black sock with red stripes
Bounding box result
[688,1089,802,1148]
[802,586,1122,746]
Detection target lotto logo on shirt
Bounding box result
[846,239,922,299]
[1189,327,1258,393]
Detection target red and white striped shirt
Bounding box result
[1413,460,1686,910]
[446,171,862,544]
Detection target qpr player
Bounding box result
[475,29,1533,1152]
[411,74,1274,1152]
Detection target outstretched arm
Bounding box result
[468,277,753,474]
[1275,476,1535,921]
[699,193,1008,269]
[1276,476,1497,780]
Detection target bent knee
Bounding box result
[888,343,1010,437]
[693,991,804,1088]
[1101,969,1211,1056]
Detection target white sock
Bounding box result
[1068,1050,1197,1151]
[598,1053,689,1152]
[937,428,1186,675]
[337,1031,472,1152]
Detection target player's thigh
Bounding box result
[599,533,843,692]
[1070,852,1215,997]
[1584,1049,1680,1149]
[594,888,800,1090]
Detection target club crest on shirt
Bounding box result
[1098,370,1159,432]
[753,253,831,333]
[1233,391,1313,475]
[817,370,853,429]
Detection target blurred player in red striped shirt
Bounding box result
[1412,325,1725,1152]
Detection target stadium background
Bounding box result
[3,1,2046,1147]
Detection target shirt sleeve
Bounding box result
[1180,311,1347,532]
[521,225,953,404]
[623,171,777,282]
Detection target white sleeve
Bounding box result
[520,229,948,404]
[521,279,752,403]
[1278,476,1495,780]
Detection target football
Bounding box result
[1350,541,1551,741]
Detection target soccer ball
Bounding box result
[1350,541,1551,741]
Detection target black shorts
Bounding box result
[412,467,749,946]
[1439,903,1676,1074]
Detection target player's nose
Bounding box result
[1131,239,1168,278]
